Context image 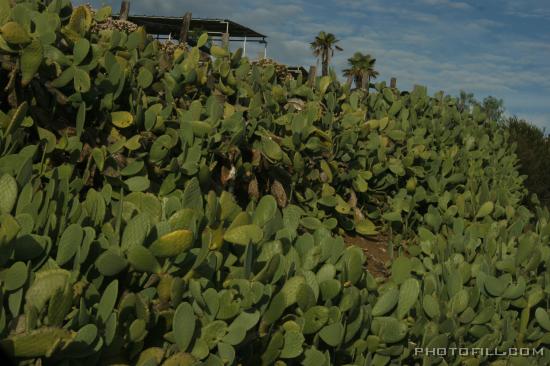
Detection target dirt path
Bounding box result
[344,234,392,279]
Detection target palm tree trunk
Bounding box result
[355,75,362,90]
[361,73,368,90]
[367,75,371,94]
[322,49,329,76]
[362,74,370,96]
[346,75,353,88]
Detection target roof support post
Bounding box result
[180,12,192,44]
[263,40,267,59]
[243,35,247,57]
[220,21,230,49]
[390,77,397,88]
[222,32,229,49]
[120,0,130,21]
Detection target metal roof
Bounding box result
[114,15,267,39]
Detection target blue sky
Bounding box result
[83,0,550,129]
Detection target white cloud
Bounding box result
[334,0,443,22]
[419,0,472,10]
[504,0,550,19]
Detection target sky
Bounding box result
[83,0,550,130]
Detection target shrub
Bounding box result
[506,116,550,208]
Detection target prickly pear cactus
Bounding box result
[1,1,550,365]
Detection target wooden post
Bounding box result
[119,0,130,21]
[307,65,317,86]
[179,12,192,43]
[390,77,397,88]
[222,33,230,49]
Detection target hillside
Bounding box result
[1,2,550,365]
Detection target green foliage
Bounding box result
[506,116,550,208]
[456,91,505,123]
[455,91,549,208]
[343,52,379,89]
[0,2,549,366]
[481,95,505,122]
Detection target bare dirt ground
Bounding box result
[344,234,392,279]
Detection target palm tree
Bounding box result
[343,52,379,90]
[310,32,343,77]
